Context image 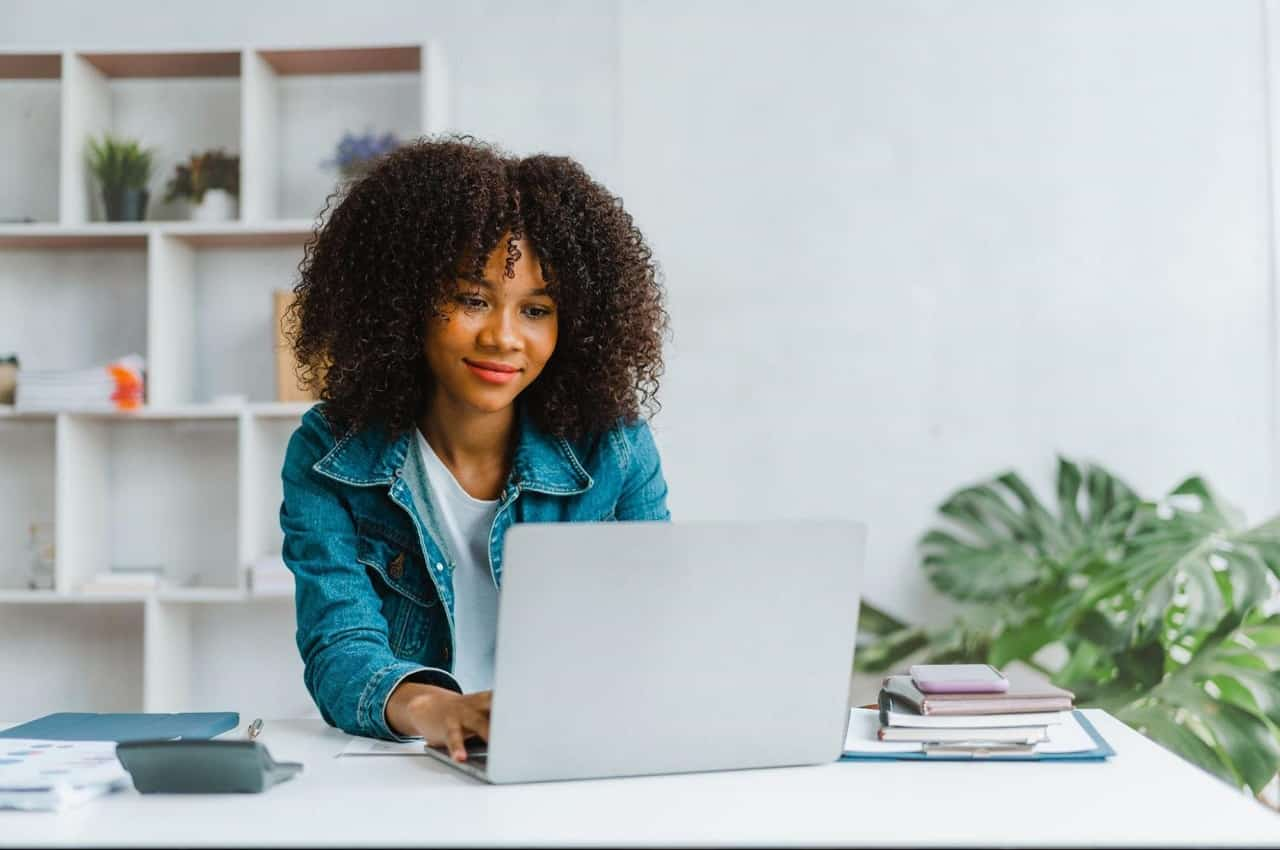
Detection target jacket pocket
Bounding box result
[355,531,436,657]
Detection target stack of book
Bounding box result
[15,354,145,412]
[877,670,1075,750]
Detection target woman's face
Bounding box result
[424,236,559,416]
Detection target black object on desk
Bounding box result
[116,740,303,794]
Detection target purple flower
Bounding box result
[324,129,401,173]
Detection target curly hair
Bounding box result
[287,135,667,440]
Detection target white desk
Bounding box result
[1,710,1275,846]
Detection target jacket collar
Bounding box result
[312,402,593,496]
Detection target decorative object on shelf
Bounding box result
[25,521,55,591]
[856,457,1280,799]
[0,354,17,404]
[86,133,154,222]
[16,353,145,412]
[274,291,320,402]
[324,129,400,182]
[164,149,241,221]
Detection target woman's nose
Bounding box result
[478,309,520,350]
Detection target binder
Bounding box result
[841,710,1114,761]
[0,712,240,742]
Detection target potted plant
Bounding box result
[164,149,240,221]
[857,457,1280,803]
[324,129,400,183]
[86,134,154,222]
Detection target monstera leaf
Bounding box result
[920,458,1139,602]
[858,456,1280,798]
[1119,616,1280,795]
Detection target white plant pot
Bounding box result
[191,189,238,222]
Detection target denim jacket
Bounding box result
[279,402,670,740]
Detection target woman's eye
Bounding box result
[524,306,553,319]
[456,295,486,309]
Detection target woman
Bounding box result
[280,137,669,761]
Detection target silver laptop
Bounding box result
[422,519,866,783]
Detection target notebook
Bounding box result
[880,692,1072,729]
[883,672,1074,716]
[0,712,240,742]
[843,708,1114,761]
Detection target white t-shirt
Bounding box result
[416,431,500,693]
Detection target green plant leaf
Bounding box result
[1119,703,1236,786]
[857,600,910,636]
[853,625,928,673]
[85,132,153,190]
[860,456,1280,796]
[1122,620,1280,795]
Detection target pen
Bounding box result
[246,718,263,741]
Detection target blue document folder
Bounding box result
[841,710,1114,761]
[0,712,240,742]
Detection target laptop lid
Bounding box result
[484,519,865,783]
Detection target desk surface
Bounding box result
[1,710,1276,847]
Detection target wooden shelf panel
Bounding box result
[0,225,148,249]
[80,50,240,78]
[0,588,295,604]
[0,53,61,79]
[258,45,420,75]
[0,590,146,604]
[0,221,315,249]
[2,403,315,420]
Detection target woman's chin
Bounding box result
[460,388,521,414]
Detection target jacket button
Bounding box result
[389,553,404,579]
[435,562,444,572]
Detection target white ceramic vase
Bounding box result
[192,188,238,222]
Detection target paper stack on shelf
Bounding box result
[0,739,129,811]
[81,565,165,594]
[80,573,161,594]
[249,554,295,596]
[15,354,145,412]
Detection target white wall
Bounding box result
[621,0,1277,620]
[3,0,1277,627]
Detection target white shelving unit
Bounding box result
[0,43,448,720]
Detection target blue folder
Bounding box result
[0,712,240,742]
[840,710,1114,761]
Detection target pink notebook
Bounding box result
[882,671,1074,716]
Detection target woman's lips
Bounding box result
[465,360,521,384]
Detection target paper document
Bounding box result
[340,736,428,756]
[0,739,129,811]
[844,708,1097,757]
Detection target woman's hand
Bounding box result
[386,682,492,761]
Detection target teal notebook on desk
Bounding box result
[841,709,1114,761]
[0,712,239,742]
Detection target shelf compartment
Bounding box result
[150,596,309,714]
[242,43,446,221]
[0,601,145,717]
[147,232,307,406]
[0,418,56,593]
[61,50,241,225]
[56,414,241,594]
[0,246,147,380]
[0,51,62,224]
